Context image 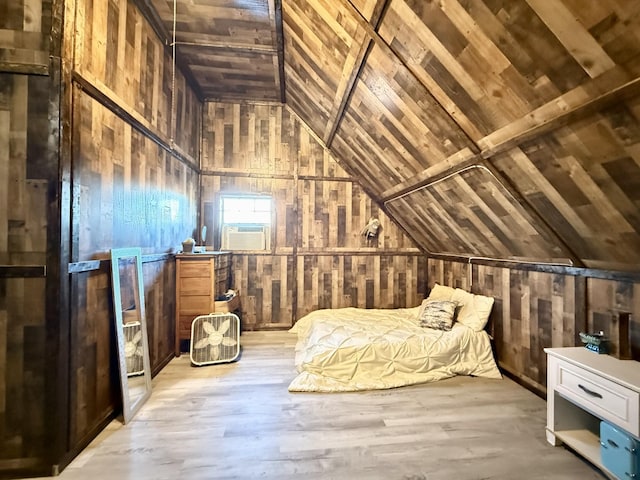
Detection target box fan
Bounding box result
[190,313,241,366]
[123,321,145,376]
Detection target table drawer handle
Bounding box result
[578,384,603,399]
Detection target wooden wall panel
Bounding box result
[69,269,115,446]
[0,278,46,465]
[296,255,427,319]
[202,102,296,175]
[299,179,414,250]
[0,0,52,73]
[428,258,639,394]
[0,72,51,473]
[492,96,640,271]
[68,258,175,446]
[0,74,49,265]
[201,101,423,329]
[588,278,640,361]
[74,90,198,260]
[73,0,201,158]
[231,255,294,330]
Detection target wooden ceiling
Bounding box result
[140,0,640,272]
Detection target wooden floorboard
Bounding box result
[35,331,604,479]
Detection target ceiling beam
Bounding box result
[323,0,391,147]
[273,0,286,103]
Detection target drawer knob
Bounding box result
[578,384,603,399]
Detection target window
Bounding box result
[220,195,272,251]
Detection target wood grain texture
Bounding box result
[385,166,572,262]
[68,259,177,447]
[73,90,199,260]
[296,254,426,318]
[0,278,47,464]
[587,278,640,361]
[201,101,423,329]
[0,0,51,73]
[73,0,201,158]
[57,332,605,480]
[491,96,640,271]
[428,258,639,393]
[379,0,640,143]
[330,43,476,196]
[282,0,366,137]
[0,74,50,266]
[147,0,280,102]
[0,73,51,473]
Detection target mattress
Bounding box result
[288,306,501,392]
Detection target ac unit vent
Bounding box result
[222,225,270,251]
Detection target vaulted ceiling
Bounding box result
[139,0,640,272]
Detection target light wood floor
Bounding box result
[37,331,604,480]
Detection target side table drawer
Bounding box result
[555,358,639,436]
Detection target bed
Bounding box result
[288,284,502,392]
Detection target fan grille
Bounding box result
[190,313,241,366]
[123,321,145,376]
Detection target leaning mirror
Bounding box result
[110,247,152,423]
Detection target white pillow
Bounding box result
[426,283,456,301]
[452,288,494,332]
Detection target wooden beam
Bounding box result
[72,71,199,170]
[323,37,373,146]
[324,0,391,147]
[46,0,71,470]
[173,41,277,54]
[479,76,640,159]
[273,0,286,103]
[380,148,479,202]
[0,63,48,75]
[0,265,47,277]
[427,253,640,283]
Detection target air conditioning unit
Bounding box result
[221,225,270,251]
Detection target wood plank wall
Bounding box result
[201,102,426,330]
[428,258,640,394]
[0,0,52,74]
[62,0,202,461]
[0,71,52,473]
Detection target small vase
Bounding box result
[182,242,194,253]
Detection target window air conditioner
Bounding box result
[222,225,270,250]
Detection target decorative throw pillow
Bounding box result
[451,288,494,332]
[419,300,458,331]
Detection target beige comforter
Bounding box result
[288,307,501,392]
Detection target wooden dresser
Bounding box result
[175,252,238,355]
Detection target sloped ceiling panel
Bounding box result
[491,97,640,271]
[331,43,477,197]
[385,166,573,262]
[282,0,368,139]
[379,0,640,146]
[149,0,280,101]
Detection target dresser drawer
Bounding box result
[554,358,639,436]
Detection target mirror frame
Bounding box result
[110,247,152,423]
